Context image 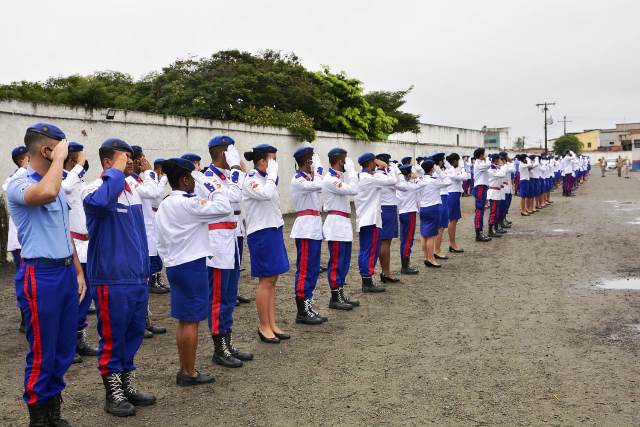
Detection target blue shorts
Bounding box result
[380,205,399,240]
[519,179,530,198]
[420,205,442,238]
[447,192,462,221]
[439,194,449,229]
[247,226,290,278]
[167,257,209,322]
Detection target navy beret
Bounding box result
[11,146,28,159]
[27,123,66,141]
[181,153,202,162]
[376,153,391,163]
[499,151,508,158]
[432,153,445,163]
[473,147,485,158]
[165,157,195,172]
[401,156,412,163]
[253,144,277,154]
[101,138,133,154]
[489,153,501,161]
[68,142,84,153]
[293,147,313,160]
[399,164,413,173]
[131,145,143,157]
[328,147,347,157]
[153,158,165,166]
[208,135,235,148]
[358,152,376,165]
[421,159,435,169]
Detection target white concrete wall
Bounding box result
[390,123,485,148]
[0,100,496,213]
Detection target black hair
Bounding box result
[23,130,50,153]
[446,153,460,164]
[132,151,143,161]
[209,145,227,162]
[99,147,116,166]
[12,153,28,167]
[162,161,192,189]
[295,153,313,168]
[328,152,346,166]
[421,161,435,174]
[244,150,268,163]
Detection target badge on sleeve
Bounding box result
[231,170,240,183]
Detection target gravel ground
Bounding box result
[0,173,638,426]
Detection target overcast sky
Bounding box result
[2,0,638,145]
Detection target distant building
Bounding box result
[549,122,640,153]
[390,123,512,149]
[483,127,512,150]
[572,129,601,152]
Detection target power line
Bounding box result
[558,115,572,135]
[536,102,556,153]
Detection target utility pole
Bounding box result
[536,102,556,154]
[558,115,572,135]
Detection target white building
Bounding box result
[390,123,512,150]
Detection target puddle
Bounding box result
[626,221,640,225]
[604,200,618,203]
[596,278,640,290]
[551,229,570,233]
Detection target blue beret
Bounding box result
[399,164,413,173]
[208,135,235,148]
[401,156,412,163]
[11,146,28,159]
[432,152,445,163]
[253,144,277,154]
[181,153,202,162]
[27,123,66,141]
[165,157,195,172]
[328,147,347,157]
[376,153,391,162]
[489,153,501,161]
[473,147,485,158]
[499,151,508,157]
[293,147,313,159]
[358,152,376,165]
[131,145,143,157]
[153,158,165,166]
[421,159,435,169]
[101,138,133,154]
[68,142,84,153]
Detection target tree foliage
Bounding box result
[553,134,583,155]
[0,50,419,142]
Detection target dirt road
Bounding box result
[1,173,638,426]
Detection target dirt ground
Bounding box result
[1,172,639,426]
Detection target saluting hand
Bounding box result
[77,151,87,168]
[52,139,69,162]
[140,158,152,172]
[112,151,128,172]
[374,159,388,169]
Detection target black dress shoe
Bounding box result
[147,324,166,334]
[144,329,154,339]
[258,329,280,344]
[380,273,400,283]
[449,246,464,253]
[434,254,449,260]
[237,295,251,304]
[176,371,215,387]
[72,353,82,364]
[424,260,442,268]
[273,331,290,340]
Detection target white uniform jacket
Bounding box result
[62,164,89,262]
[242,168,284,235]
[126,171,163,256]
[290,170,323,241]
[3,167,28,252]
[354,168,397,230]
[473,159,491,187]
[487,166,506,201]
[322,167,358,242]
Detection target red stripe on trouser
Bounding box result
[489,201,498,225]
[329,241,339,289]
[296,240,308,298]
[24,266,42,406]
[404,213,415,258]
[474,186,485,230]
[97,285,113,376]
[368,227,379,275]
[211,269,222,336]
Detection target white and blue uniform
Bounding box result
[3,166,28,268]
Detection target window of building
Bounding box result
[587,143,591,148]
[610,141,614,145]
[634,140,640,149]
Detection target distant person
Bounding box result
[616,156,624,177]
[624,158,631,179]
[599,157,606,178]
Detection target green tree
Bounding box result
[553,134,583,155]
[365,87,420,134]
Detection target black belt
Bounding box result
[23,256,73,266]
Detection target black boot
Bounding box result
[148,274,169,294]
[48,394,72,427]
[361,276,385,293]
[488,225,502,238]
[339,288,360,307]
[145,316,166,335]
[121,371,156,406]
[226,333,253,361]
[475,230,492,242]
[496,223,507,234]
[329,290,353,310]
[295,298,324,325]
[28,403,48,427]
[155,273,170,291]
[76,329,98,357]
[101,373,136,417]
[212,335,243,368]
[501,219,512,229]
[308,299,328,322]
[400,257,419,275]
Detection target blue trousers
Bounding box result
[294,238,321,299]
[327,241,352,290]
[474,185,488,231]
[149,255,163,275]
[93,283,148,376]
[358,225,382,277]
[500,193,513,221]
[77,264,92,331]
[399,212,417,259]
[16,262,78,406]
[230,236,243,299]
[208,264,237,337]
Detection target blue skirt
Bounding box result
[420,205,442,238]
[247,226,290,278]
[167,257,209,322]
[519,179,530,198]
[380,205,399,240]
[439,194,449,229]
[448,192,462,221]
